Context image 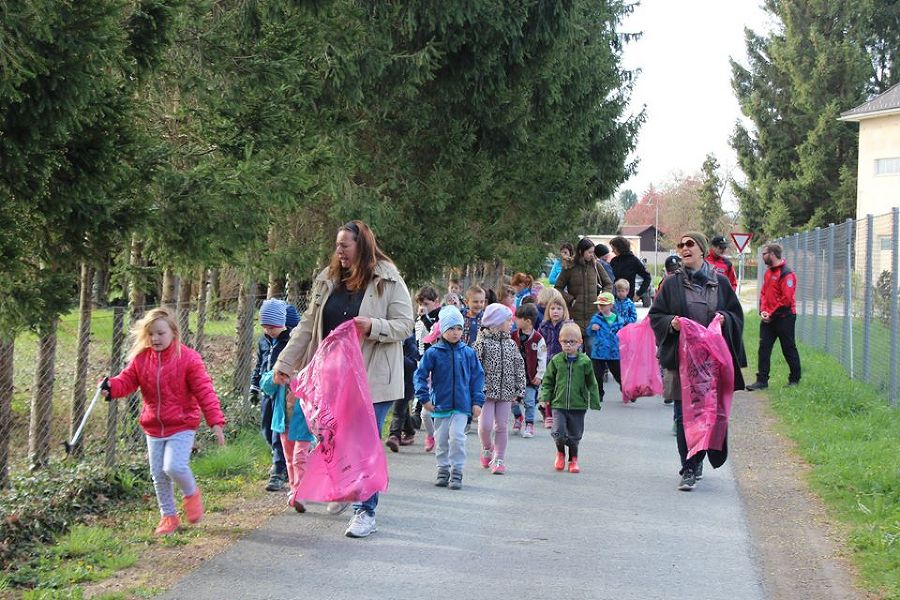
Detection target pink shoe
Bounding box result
[491,459,506,474]
[480,449,492,468]
[154,514,180,535]
[183,489,204,524]
[424,435,435,453]
[522,423,535,438]
[512,415,524,434]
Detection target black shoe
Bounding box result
[435,467,450,487]
[745,381,768,391]
[787,381,800,387]
[385,435,400,453]
[694,462,704,480]
[678,469,696,491]
[448,470,463,490]
[663,398,674,405]
[265,473,285,492]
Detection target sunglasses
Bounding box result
[676,240,697,249]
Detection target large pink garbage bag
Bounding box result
[618,319,664,403]
[678,318,734,459]
[289,321,388,502]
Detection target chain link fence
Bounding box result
[760,207,899,406]
[0,288,307,488]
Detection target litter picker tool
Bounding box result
[63,383,106,455]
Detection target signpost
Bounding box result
[730,232,753,297]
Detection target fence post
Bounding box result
[800,232,809,343]
[890,207,898,407]
[863,214,874,383]
[825,224,835,353]
[811,227,821,347]
[105,307,125,468]
[843,219,854,378]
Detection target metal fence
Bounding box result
[0,290,305,488]
[760,207,899,406]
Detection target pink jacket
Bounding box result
[108,343,225,438]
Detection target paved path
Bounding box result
[160,379,765,600]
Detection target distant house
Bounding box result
[838,83,900,218]
[619,225,659,254]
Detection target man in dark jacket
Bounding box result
[648,232,746,492]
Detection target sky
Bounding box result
[619,0,775,209]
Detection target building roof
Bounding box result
[839,83,900,122]
[620,224,656,236]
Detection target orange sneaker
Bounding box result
[568,458,580,474]
[154,514,180,535]
[183,490,204,524]
[554,452,566,471]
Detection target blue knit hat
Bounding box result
[259,299,287,327]
[285,304,300,328]
[438,305,464,331]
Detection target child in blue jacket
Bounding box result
[586,292,625,402]
[414,306,485,490]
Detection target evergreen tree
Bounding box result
[730,0,898,237]
[697,153,727,240]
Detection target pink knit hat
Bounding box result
[481,303,512,329]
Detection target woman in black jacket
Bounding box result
[609,236,652,303]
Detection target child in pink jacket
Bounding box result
[102,308,225,535]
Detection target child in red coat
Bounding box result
[102,308,225,535]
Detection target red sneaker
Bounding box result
[568,458,580,474]
[554,452,565,471]
[154,514,180,535]
[183,490,204,524]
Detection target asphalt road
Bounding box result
[159,375,765,600]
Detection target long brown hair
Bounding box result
[328,220,393,293]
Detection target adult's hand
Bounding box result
[273,370,291,386]
[671,316,681,332]
[353,316,373,337]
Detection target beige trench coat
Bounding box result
[273,260,415,403]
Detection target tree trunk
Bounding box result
[195,268,210,355]
[161,268,178,311]
[286,273,302,307]
[208,268,221,320]
[178,275,193,347]
[0,338,13,488]
[128,234,146,322]
[29,319,58,470]
[232,278,256,400]
[69,263,94,458]
[267,275,285,300]
[92,266,109,307]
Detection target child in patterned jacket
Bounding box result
[474,304,526,474]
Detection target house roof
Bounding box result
[839,83,900,122]
[620,224,656,236]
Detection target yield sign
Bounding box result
[731,232,753,253]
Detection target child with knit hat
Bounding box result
[474,304,526,474]
[250,299,292,492]
[414,306,485,490]
[586,292,625,401]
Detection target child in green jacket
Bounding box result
[539,322,601,473]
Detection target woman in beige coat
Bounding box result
[274,220,414,538]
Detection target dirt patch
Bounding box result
[730,390,878,600]
[81,489,287,599]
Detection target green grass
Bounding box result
[744,313,900,599]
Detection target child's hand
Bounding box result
[472,405,482,418]
[212,425,225,446]
[532,376,541,386]
[423,401,434,412]
[591,324,600,331]
[99,376,111,398]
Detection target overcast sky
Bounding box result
[619,0,775,208]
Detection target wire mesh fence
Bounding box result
[0,290,307,488]
[759,207,899,406]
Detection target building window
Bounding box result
[874,157,900,176]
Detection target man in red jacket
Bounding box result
[706,235,738,291]
[746,242,802,390]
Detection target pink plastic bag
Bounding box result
[678,318,734,459]
[289,321,389,502]
[618,318,664,403]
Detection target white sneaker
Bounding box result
[345,511,377,538]
[326,502,350,515]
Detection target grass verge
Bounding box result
[743,313,899,599]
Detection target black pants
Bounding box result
[389,397,416,438]
[757,313,802,383]
[551,409,586,458]
[591,359,620,400]
[673,399,705,473]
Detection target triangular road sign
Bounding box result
[731,232,752,253]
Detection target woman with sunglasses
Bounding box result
[648,231,746,491]
[273,220,414,538]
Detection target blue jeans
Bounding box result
[259,394,286,474]
[510,385,538,423]
[353,400,392,517]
